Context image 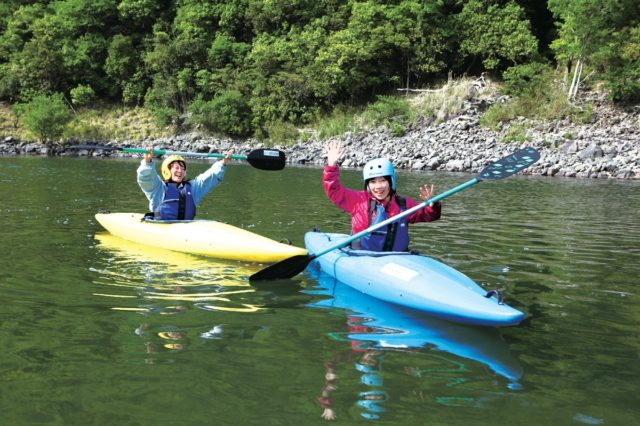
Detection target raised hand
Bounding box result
[144,147,153,163]
[419,184,436,206]
[325,140,343,166]
[222,150,233,166]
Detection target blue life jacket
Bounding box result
[359,195,409,252]
[156,181,196,220]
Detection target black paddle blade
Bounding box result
[479,147,540,180]
[249,254,314,281]
[247,148,286,171]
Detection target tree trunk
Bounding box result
[405,56,410,96]
[561,59,572,91]
[568,58,583,101]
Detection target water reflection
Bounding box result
[92,233,258,305]
[90,233,264,361]
[305,264,523,420]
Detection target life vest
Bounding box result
[359,195,409,251]
[156,181,196,220]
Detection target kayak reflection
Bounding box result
[92,233,263,362]
[93,232,261,309]
[94,232,258,276]
[306,264,523,419]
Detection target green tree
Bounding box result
[104,34,141,100]
[245,22,329,127]
[456,0,539,71]
[549,0,640,101]
[599,25,640,101]
[0,3,47,62]
[14,15,66,98]
[144,27,183,113]
[61,33,109,92]
[315,2,400,98]
[189,90,252,137]
[117,0,164,29]
[70,84,95,106]
[246,0,325,34]
[382,0,451,89]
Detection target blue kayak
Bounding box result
[304,231,525,327]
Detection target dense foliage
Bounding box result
[0,0,638,139]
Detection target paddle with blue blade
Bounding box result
[69,144,286,171]
[249,147,540,281]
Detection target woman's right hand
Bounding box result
[325,141,343,166]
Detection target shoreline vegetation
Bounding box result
[2,1,638,179]
[1,78,638,180]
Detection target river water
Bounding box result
[1,155,638,425]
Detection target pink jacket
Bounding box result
[322,165,441,234]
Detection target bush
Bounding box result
[20,93,73,142]
[70,85,96,106]
[481,63,583,130]
[605,75,640,103]
[122,76,146,106]
[362,96,413,135]
[150,106,176,128]
[264,120,299,145]
[501,123,529,143]
[188,90,252,137]
[315,105,362,139]
[479,100,516,130]
[501,63,555,99]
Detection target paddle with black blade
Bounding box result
[69,145,286,171]
[250,147,540,281]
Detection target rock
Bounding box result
[577,143,604,160]
[411,161,426,170]
[445,159,466,171]
[559,140,579,154]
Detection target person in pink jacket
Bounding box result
[323,140,441,251]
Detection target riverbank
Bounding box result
[1,91,638,179]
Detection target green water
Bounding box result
[1,156,638,425]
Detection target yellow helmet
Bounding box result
[161,155,187,181]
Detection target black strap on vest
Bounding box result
[177,184,186,220]
[367,195,406,251]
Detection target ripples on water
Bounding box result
[1,157,639,424]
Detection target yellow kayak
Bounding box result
[95,213,307,263]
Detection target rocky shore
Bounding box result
[1,92,638,179]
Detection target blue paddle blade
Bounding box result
[479,147,539,180]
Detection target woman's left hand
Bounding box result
[419,184,436,206]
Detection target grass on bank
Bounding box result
[0,70,593,146]
[0,102,173,143]
[63,106,174,142]
[300,76,496,143]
